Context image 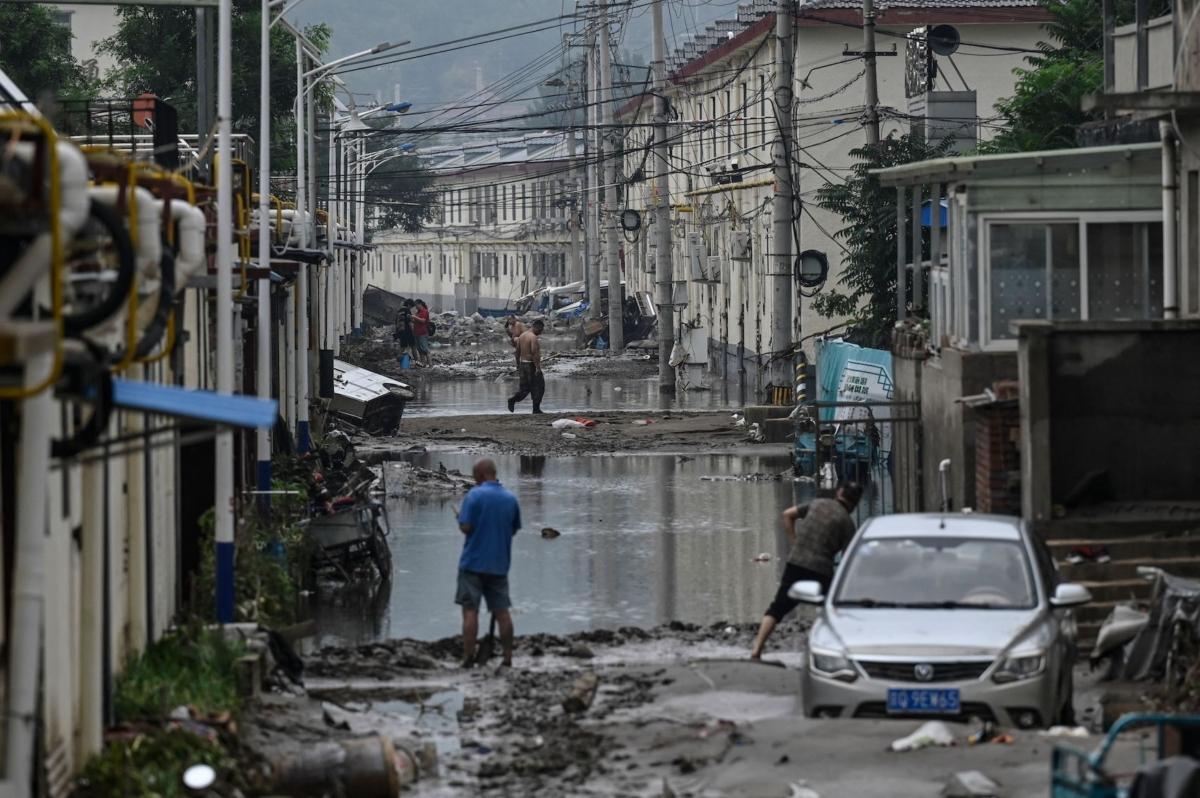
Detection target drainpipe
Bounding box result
[1160,120,1179,319]
[6,351,54,795]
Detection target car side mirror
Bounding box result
[1050,583,1092,607]
[787,580,825,604]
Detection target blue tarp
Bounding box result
[921,199,948,228]
[112,379,278,428]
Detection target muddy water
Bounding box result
[405,373,737,417]
[308,451,806,647]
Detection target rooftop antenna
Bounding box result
[938,458,953,527]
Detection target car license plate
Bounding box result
[887,688,960,714]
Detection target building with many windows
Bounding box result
[369,131,583,315]
[616,0,1047,395]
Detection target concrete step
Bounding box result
[1058,556,1200,582]
[1075,578,1155,605]
[1048,536,1200,561]
[1073,599,1141,627]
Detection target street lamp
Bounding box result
[302,41,409,82]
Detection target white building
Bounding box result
[617,0,1048,395]
[370,131,584,315]
[53,4,121,79]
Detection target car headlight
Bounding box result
[810,649,858,682]
[992,652,1046,683]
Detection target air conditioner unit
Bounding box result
[686,231,705,281]
[731,230,751,262]
[705,255,722,283]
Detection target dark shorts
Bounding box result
[765,562,832,621]
[455,569,512,612]
[415,334,430,353]
[397,330,415,346]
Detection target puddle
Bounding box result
[309,450,805,646]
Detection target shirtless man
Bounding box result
[506,320,544,414]
[506,316,526,370]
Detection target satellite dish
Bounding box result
[929,25,960,57]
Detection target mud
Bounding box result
[356,410,759,457]
[241,615,1132,797]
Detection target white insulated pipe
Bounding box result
[5,350,54,795]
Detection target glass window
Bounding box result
[1087,222,1164,319]
[988,222,1078,340]
[759,75,768,146]
[836,537,1037,609]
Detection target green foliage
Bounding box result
[0,5,95,102]
[76,727,239,798]
[364,148,439,235]
[981,0,1166,153]
[99,3,330,166]
[191,507,311,626]
[812,135,951,348]
[113,624,243,721]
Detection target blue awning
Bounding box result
[112,379,278,428]
[921,199,948,228]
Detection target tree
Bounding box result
[982,0,1169,153]
[812,135,950,349]
[362,146,438,235]
[0,5,93,102]
[99,3,329,165]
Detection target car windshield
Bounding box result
[834,536,1037,609]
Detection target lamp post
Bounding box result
[256,0,272,510]
[214,0,235,622]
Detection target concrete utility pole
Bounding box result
[651,0,674,396]
[256,0,272,508]
[770,0,795,389]
[586,31,603,320]
[567,118,582,284]
[862,0,881,147]
[599,0,624,351]
[214,0,235,623]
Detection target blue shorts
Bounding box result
[455,570,511,612]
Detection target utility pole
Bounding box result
[599,0,623,351]
[651,0,674,396]
[585,31,602,320]
[214,0,235,623]
[256,0,272,509]
[770,0,794,391]
[862,0,881,146]
[567,115,582,284]
[195,7,215,180]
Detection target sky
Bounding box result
[292,0,740,120]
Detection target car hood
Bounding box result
[822,607,1043,658]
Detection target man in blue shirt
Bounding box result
[455,458,521,667]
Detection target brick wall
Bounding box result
[975,401,1021,514]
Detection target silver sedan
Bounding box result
[792,513,1091,729]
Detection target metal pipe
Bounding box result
[214,0,236,623]
[297,64,314,453]
[1161,119,1179,319]
[896,186,907,320]
[586,33,602,320]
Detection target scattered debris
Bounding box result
[562,672,600,714]
[889,721,956,752]
[552,419,589,430]
[941,770,1001,797]
[632,419,654,426]
[1039,726,1090,738]
[541,527,562,540]
[753,553,773,563]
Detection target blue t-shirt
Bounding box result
[457,480,521,575]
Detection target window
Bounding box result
[739,82,748,152]
[724,90,732,157]
[52,10,72,30]
[980,215,1164,346]
[759,74,768,146]
[521,184,528,218]
[696,102,704,164]
[709,97,717,161]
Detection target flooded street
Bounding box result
[308,450,800,646]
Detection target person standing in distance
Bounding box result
[456,458,522,668]
[507,320,545,414]
[750,481,863,660]
[506,315,526,371]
